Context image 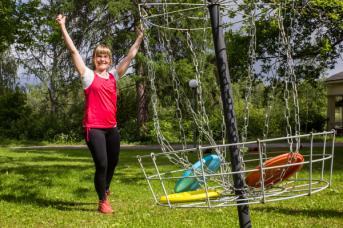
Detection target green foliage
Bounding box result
[231,79,327,141]
[0,0,16,53]
[53,132,80,144]
[116,75,140,142]
[226,31,250,82]
[0,51,18,93]
[0,88,33,139]
[146,119,183,143]
[107,0,134,15]
[298,80,327,132]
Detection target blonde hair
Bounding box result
[92,44,113,68]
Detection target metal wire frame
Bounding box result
[138,1,287,31]
[137,130,336,208]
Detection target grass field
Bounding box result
[0,145,342,227]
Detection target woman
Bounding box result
[56,14,143,214]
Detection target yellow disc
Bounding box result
[160,189,220,203]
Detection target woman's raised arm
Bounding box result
[116,25,144,78]
[56,14,86,76]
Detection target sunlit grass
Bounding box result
[0,146,342,227]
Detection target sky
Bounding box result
[327,56,343,77]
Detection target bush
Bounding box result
[0,88,33,139]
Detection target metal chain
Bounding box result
[289,0,301,151]
[161,2,188,151]
[277,0,301,180]
[278,4,293,152]
[241,0,256,144]
[185,31,215,146]
[277,1,301,153]
[143,22,190,168]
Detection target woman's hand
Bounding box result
[136,24,144,39]
[56,14,66,27]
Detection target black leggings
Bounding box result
[85,128,120,200]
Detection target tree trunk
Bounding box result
[132,1,148,140]
[136,61,148,139]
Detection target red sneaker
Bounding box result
[98,199,113,214]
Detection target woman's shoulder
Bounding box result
[82,66,94,77]
[82,67,95,89]
[109,68,119,81]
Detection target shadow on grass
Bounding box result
[30,155,90,163]
[0,156,90,164]
[0,139,47,147]
[116,174,145,185]
[0,161,95,212]
[0,148,153,212]
[257,206,343,219]
[11,148,90,158]
[0,193,95,212]
[0,164,91,179]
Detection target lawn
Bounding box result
[0,145,342,227]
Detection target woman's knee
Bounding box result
[95,160,107,173]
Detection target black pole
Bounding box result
[208,1,252,227]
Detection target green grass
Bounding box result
[0,146,342,227]
[334,136,343,143]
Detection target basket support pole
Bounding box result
[208,1,251,227]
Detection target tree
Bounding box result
[221,0,342,137]
[0,51,18,95]
[0,0,20,94]
[248,0,342,81]
[0,0,16,53]
[0,87,33,139]
[13,0,150,141]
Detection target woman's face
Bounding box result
[94,54,111,71]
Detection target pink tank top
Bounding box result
[83,72,117,133]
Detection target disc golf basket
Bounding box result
[137,1,337,226]
[138,131,336,208]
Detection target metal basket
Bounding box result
[137,130,336,208]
